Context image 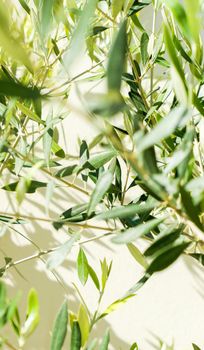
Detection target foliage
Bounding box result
[0,0,204,348]
[0,282,39,348]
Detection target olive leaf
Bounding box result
[50,301,68,350]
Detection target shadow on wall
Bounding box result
[1,181,135,349]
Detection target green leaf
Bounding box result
[16,177,31,205]
[96,201,158,221]
[0,215,25,225]
[64,0,98,68]
[77,248,89,285]
[173,35,192,63]
[86,150,117,169]
[43,113,54,167]
[146,242,190,274]
[88,264,100,290]
[2,180,47,193]
[112,0,123,19]
[165,0,190,39]
[86,339,97,350]
[130,343,138,350]
[55,165,78,178]
[60,203,88,219]
[137,105,189,152]
[164,128,194,176]
[98,295,134,320]
[101,258,112,292]
[125,273,150,296]
[128,0,151,16]
[140,32,149,65]
[78,304,90,346]
[99,330,110,350]
[47,234,80,270]
[50,301,68,350]
[190,253,204,267]
[192,344,201,350]
[60,203,89,221]
[40,0,55,38]
[14,136,27,176]
[21,289,39,338]
[183,0,201,48]
[163,24,188,104]
[91,26,108,36]
[6,293,21,322]
[0,282,7,320]
[71,321,81,350]
[127,243,148,268]
[0,81,41,99]
[180,186,203,230]
[18,0,30,14]
[144,225,184,257]
[51,140,65,158]
[53,203,90,229]
[16,102,43,124]
[107,21,127,92]
[112,218,164,244]
[87,163,115,216]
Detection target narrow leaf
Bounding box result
[141,32,149,65]
[144,225,184,257]
[137,106,189,152]
[47,234,79,270]
[88,264,100,290]
[180,186,203,230]
[2,180,47,194]
[192,344,201,350]
[40,0,54,38]
[147,242,190,274]
[0,81,40,99]
[164,24,188,104]
[112,218,164,244]
[71,321,81,350]
[96,201,157,221]
[78,304,90,346]
[50,301,68,350]
[88,167,114,216]
[21,289,39,337]
[107,21,127,92]
[127,243,148,268]
[77,248,89,285]
[98,295,134,320]
[64,0,98,68]
[112,0,123,19]
[99,329,110,350]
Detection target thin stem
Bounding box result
[72,282,91,318]
[47,60,104,95]
[128,52,149,111]
[79,232,113,245]
[0,116,29,176]
[0,210,115,231]
[121,163,131,205]
[8,146,89,196]
[7,250,53,268]
[0,337,18,350]
[90,290,104,331]
[96,6,117,25]
[4,232,114,273]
